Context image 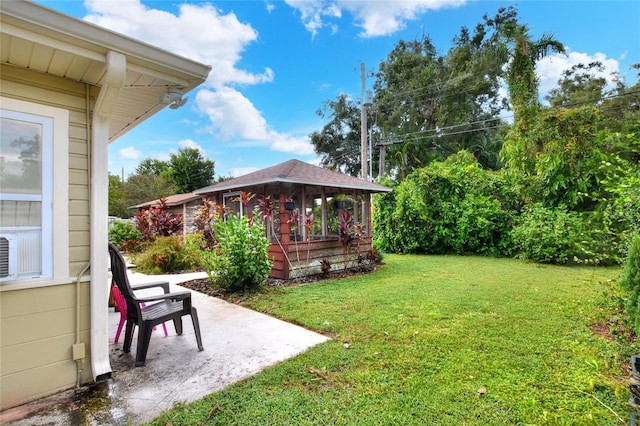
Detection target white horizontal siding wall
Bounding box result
[0,64,92,410]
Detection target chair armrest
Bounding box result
[135,291,192,303]
[131,281,170,293]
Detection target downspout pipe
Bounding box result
[90,50,126,382]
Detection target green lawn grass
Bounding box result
[149,254,638,425]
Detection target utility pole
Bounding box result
[360,63,367,180]
[377,139,399,177]
[379,144,385,177]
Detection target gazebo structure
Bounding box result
[130,192,204,235]
[194,159,392,279]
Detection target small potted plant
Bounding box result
[284,197,295,211]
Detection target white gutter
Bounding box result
[90,50,126,381]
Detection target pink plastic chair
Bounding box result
[112,284,168,343]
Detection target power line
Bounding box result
[379,116,509,140]
[553,89,640,108]
[371,90,639,146]
[372,79,505,116]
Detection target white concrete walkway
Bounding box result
[2,271,329,425]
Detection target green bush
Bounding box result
[131,236,203,274]
[202,214,271,292]
[596,140,640,261]
[108,220,141,252]
[373,151,518,256]
[620,233,640,335]
[510,204,587,264]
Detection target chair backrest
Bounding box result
[111,283,127,317]
[108,243,138,319]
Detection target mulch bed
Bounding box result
[178,266,378,304]
[589,319,636,343]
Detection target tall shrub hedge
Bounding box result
[374,151,519,256]
[621,233,640,335]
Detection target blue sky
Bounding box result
[37,0,640,180]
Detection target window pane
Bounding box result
[0,117,42,194]
[306,196,322,239]
[223,193,241,217]
[326,197,339,235]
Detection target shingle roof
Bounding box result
[129,193,203,209]
[193,159,392,194]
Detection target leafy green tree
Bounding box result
[108,173,129,218]
[121,172,176,213]
[496,18,565,128]
[528,107,602,209]
[310,94,362,176]
[599,65,640,133]
[167,147,215,193]
[495,9,565,176]
[135,158,170,178]
[545,62,640,134]
[310,8,515,180]
[546,62,608,108]
[372,10,510,177]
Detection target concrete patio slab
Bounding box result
[1,271,329,425]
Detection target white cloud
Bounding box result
[270,134,315,155]
[344,0,466,38]
[156,152,171,162]
[196,87,269,141]
[285,0,466,38]
[118,146,141,159]
[84,0,303,161]
[83,0,272,88]
[265,1,276,13]
[230,167,259,177]
[195,87,314,155]
[284,0,342,39]
[178,139,205,154]
[536,49,620,101]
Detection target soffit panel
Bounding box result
[1,4,210,143]
[82,61,106,84]
[2,31,192,141]
[65,55,94,81]
[47,49,75,76]
[29,43,55,71]
[6,36,33,67]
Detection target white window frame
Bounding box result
[223,191,243,216]
[0,97,69,289]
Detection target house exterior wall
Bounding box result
[0,64,92,410]
[165,200,202,233]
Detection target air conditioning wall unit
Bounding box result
[0,234,17,282]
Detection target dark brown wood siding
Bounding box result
[268,237,373,279]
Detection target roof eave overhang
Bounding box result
[0,1,210,83]
[1,1,211,142]
[194,177,392,195]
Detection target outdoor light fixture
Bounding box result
[160,87,187,109]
